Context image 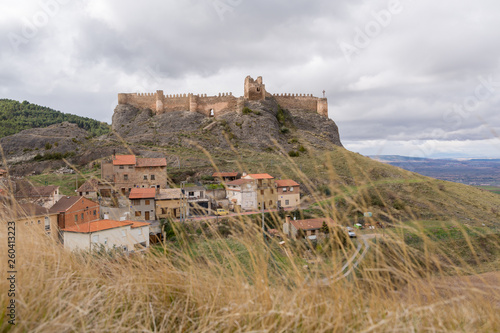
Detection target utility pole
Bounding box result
[262,201,265,241]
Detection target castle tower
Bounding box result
[155,90,164,113]
[244,76,266,100]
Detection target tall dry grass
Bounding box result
[1,145,500,332]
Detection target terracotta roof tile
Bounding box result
[245,173,274,179]
[62,220,133,233]
[121,220,151,229]
[275,179,300,187]
[129,188,156,199]
[226,179,254,186]
[113,155,136,165]
[136,158,167,167]
[49,196,98,214]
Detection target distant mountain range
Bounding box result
[370,155,500,186]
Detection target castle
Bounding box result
[117,76,328,117]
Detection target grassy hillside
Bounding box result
[0,99,110,138]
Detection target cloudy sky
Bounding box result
[2,0,500,158]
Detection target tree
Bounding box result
[321,221,330,234]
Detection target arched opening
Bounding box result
[209,109,214,117]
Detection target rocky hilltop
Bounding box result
[112,97,342,152]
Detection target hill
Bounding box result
[0,99,110,138]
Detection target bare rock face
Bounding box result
[110,97,343,152]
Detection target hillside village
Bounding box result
[0,152,323,253]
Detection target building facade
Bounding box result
[49,196,100,230]
[155,188,182,219]
[242,174,276,210]
[275,179,300,209]
[226,179,258,211]
[129,188,156,221]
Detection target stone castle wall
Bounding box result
[117,76,329,117]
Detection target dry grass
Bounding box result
[1,144,500,332]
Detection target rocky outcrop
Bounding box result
[111,97,343,152]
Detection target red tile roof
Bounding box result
[77,178,100,192]
[290,218,335,231]
[122,220,151,229]
[275,179,300,187]
[113,155,136,166]
[15,185,59,199]
[136,158,167,167]
[129,188,156,199]
[213,172,239,177]
[62,220,133,233]
[226,179,254,186]
[49,196,98,214]
[246,173,274,179]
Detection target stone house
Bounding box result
[62,219,150,252]
[129,188,156,221]
[226,179,258,211]
[242,174,276,210]
[76,178,100,200]
[14,184,62,209]
[49,196,100,230]
[155,188,182,219]
[101,154,168,195]
[283,216,335,239]
[275,179,300,209]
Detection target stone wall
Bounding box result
[117,76,329,118]
[273,94,319,113]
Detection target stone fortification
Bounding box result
[117,76,328,117]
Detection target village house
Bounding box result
[62,219,150,252]
[49,196,100,230]
[241,174,276,210]
[101,154,168,196]
[5,202,59,240]
[14,184,62,209]
[226,178,258,211]
[283,215,335,239]
[129,188,156,221]
[155,188,182,219]
[76,178,100,200]
[275,179,301,209]
[184,186,211,216]
[212,172,240,183]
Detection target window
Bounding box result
[128,166,134,169]
[74,215,78,222]
[86,192,89,195]
[260,190,264,195]
[138,228,142,235]
[104,237,108,245]
[271,189,274,194]
[119,166,124,169]
[269,200,273,205]
[145,200,150,205]
[121,230,126,237]
[93,210,96,216]
[124,174,128,180]
[290,187,294,192]
[188,192,194,197]
[143,175,148,180]
[81,213,84,220]
[135,211,141,217]
[92,235,99,243]
[38,220,41,224]
[150,175,155,180]
[285,200,289,205]
[132,200,140,206]
[283,188,287,192]
[44,217,50,231]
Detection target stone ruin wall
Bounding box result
[273,93,328,117]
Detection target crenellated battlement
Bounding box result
[117,76,328,117]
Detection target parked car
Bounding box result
[348,230,357,238]
[214,208,229,216]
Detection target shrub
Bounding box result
[242,107,252,115]
[280,127,290,134]
[288,138,298,144]
[288,150,300,157]
[298,145,307,153]
[44,143,52,150]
